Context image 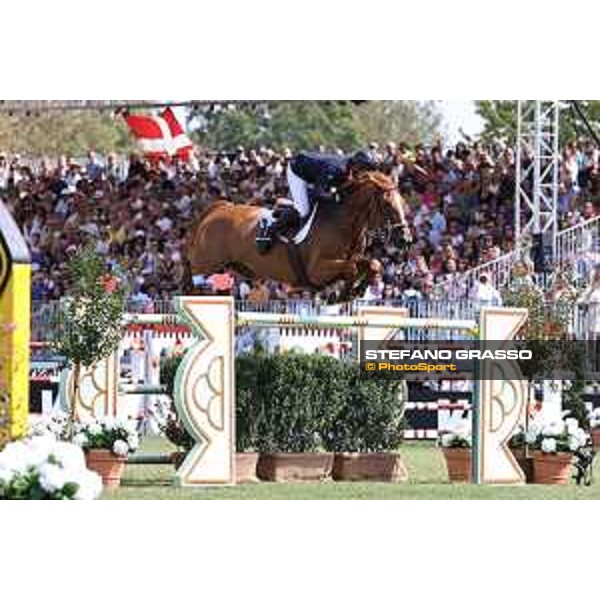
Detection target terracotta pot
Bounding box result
[257,452,334,482]
[591,429,600,448]
[236,452,259,484]
[510,446,534,483]
[531,451,573,485]
[85,449,127,490]
[332,452,408,482]
[442,447,471,483]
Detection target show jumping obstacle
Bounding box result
[0,201,31,447]
[107,297,527,486]
[3,196,530,487]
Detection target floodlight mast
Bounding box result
[514,100,560,261]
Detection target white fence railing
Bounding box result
[556,215,600,268]
[434,216,600,299]
[432,250,521,299]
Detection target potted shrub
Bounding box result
[0,436,102,500]
[249,353,345,482]
[73,416,140,489]
[526,416,588,484]
[326,367,408,482]
[234,356,261,483]
[439,420,471,482]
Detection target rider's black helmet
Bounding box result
[348,150,379,172]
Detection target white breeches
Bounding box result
[286,164,311,218]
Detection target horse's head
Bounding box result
[345,171,413,246]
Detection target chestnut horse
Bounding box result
[185,171,411,293]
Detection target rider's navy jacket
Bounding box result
[290,152,349,189]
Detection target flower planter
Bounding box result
[236,452,259,484]
[531,451,573,485]
[442,447,471,483]
[85,449,127,490]
[257,452,334,482]
[591,429,600,448]
[332,452,408,482]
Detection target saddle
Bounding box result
[255,198,315,253]
[255,198,320,289]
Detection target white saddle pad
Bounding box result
[292,203,318,244]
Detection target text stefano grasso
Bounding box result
[364,349,533,361]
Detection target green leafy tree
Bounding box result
[0,111,133,156]
[52,245,127,435]
[193,101,443,152]
[194,101,362,151]
[476,100,600,145]
[353,100,442,146]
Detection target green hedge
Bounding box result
[161,351,407,454]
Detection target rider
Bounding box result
[257,149,379,249]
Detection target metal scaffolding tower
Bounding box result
[515,101,560,259]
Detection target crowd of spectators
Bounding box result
[1,135,599,313]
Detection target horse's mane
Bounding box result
[352,171,396,192]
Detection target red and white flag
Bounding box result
[125,107,193,160]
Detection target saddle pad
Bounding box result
[292,203,318,244]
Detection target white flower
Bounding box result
[565,418,579,435]
[0,467,12,483]
[72,470,103,500]
[101,416,116,430]
[541,437,557,453]
[440,433,455,448]
[126,434,139,451]
[575,428,588,447]
[542,421,565,437]
[525,430,538,444]
[73,433,88,447]
[112,440,129,456]
[88,423,102,436]
[569,437,581,452]
[49,442,87,472]
[38,463,68,493]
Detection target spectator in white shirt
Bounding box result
[471,273,502,307]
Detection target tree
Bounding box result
[192,101,443,151]
[353,101,442,146]
[476,100,600,145]
[51,245,127,436]
[0,111,134,156]
[193,101,362,151]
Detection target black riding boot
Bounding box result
[271,206,301,238]
[255,207,301,255]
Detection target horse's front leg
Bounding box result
[350,258,373,296]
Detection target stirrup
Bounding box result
[256,218,273,254]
